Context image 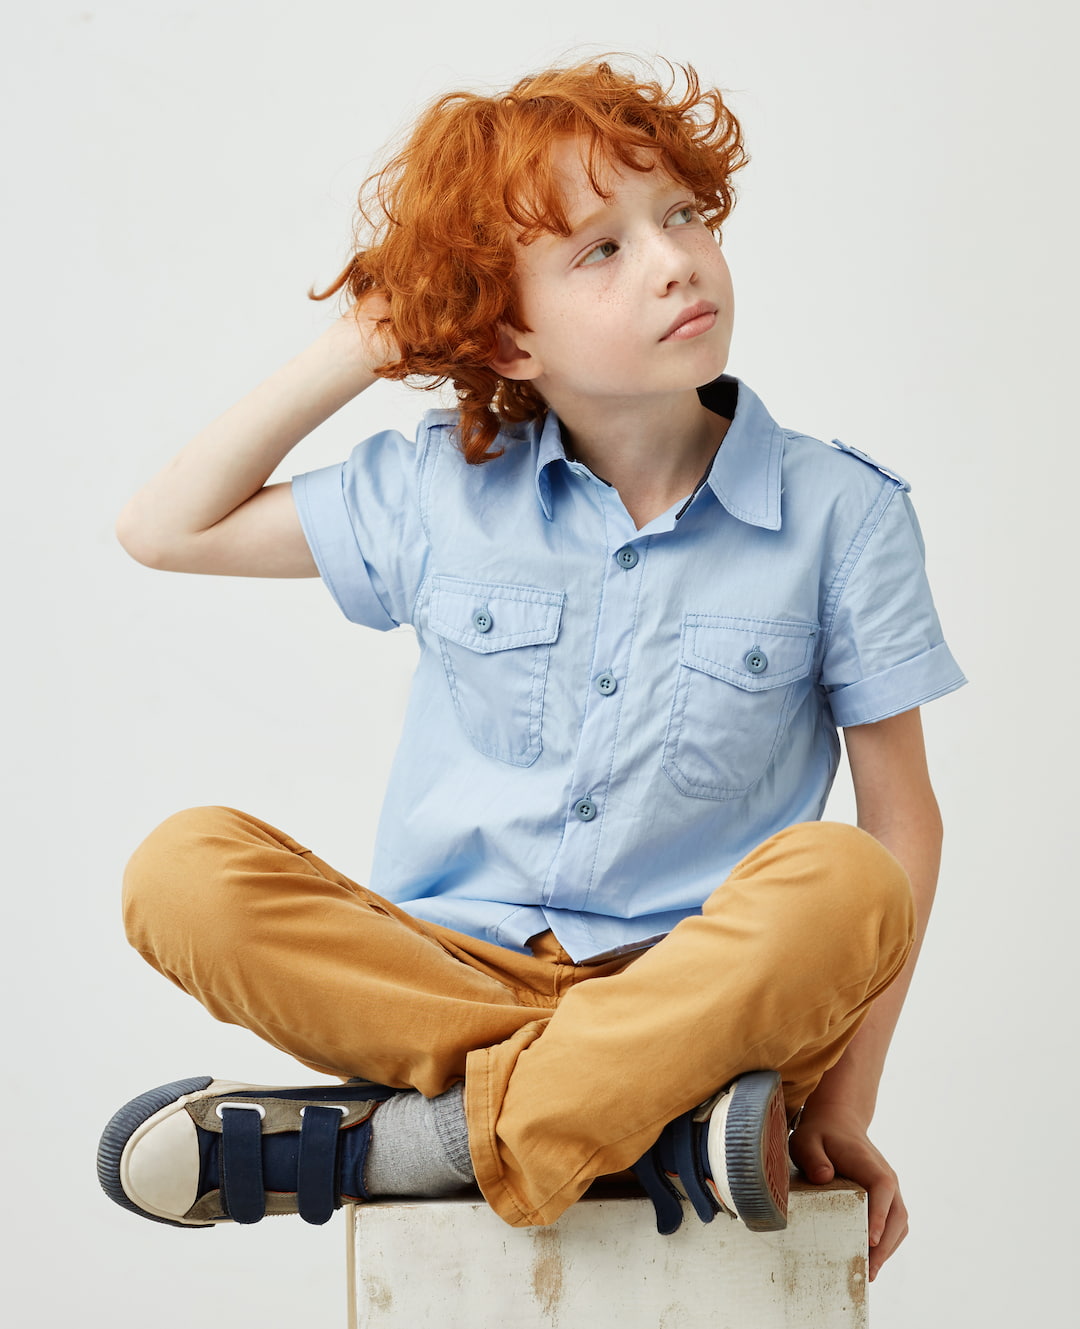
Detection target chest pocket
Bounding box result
[662,614,818,800]
[428,575,565,767]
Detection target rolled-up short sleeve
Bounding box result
[291,426,428,631]
[821,485,966,727]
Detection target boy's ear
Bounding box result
[489,324,542,381]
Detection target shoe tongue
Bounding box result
[260,1132,305,1194]
[197,1126,221,1198]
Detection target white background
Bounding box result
[5,2,1077,1324]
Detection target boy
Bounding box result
[98,59,963,1280]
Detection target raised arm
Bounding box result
[788,706,943,1280]
[116,298,391,577]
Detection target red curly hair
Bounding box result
[311,58,748,464]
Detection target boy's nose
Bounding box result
[649,234,696,292]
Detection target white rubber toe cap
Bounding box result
[123,1105,200,1222]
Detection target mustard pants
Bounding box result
[122,807,914,1227]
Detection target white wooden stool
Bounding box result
[346,1177,868,1327]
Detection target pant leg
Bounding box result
[121,806,558,1095]
[465,821,916,1226]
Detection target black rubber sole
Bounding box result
[722,1070,789,1232]
[96,1075,215,1228]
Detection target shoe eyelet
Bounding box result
[214,1101,266,1119]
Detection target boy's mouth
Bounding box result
[660,301,719,341]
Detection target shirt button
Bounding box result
[614,545,639,570]
[595,672,618,696]
[744,646,768,674]
[472,608,493,633]
[573,797,598,822]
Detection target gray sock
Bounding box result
[363,1083,474,1197]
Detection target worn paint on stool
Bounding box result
[347,1177,868,1328]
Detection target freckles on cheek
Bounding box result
[598,287,636,319]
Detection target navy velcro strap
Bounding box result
[219,1106,266,1224]
[631,1146,685,1236]
[633,1114,723,1235]
[670,1114,718,1224]
[297,1106,343,1225]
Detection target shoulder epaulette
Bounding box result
[825,438,910,491]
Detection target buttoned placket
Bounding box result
[541,469,652,918]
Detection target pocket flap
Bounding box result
[680,615,818,691]
[429,576,565,654]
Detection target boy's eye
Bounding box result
[579,240,619,266]
[667,205,698,226]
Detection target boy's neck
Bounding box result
[555,388,732,530]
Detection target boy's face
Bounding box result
[496,137,734,412]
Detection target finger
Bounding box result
[788,1129,835,1184]
[868,1210,908,1280]
[868,1189,909,1282]
[865,1170,896,1250]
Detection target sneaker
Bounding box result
[96,1075,399,1228]
[632,1069,790,1235]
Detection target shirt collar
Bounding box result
[698,376,784,531]
[530,374,784,529]
[533,409,566,520]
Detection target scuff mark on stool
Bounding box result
[847,1254,867,1308]
[659,1302,691,1328]
[363,1274,394,1313]
[529,1226,564,1319]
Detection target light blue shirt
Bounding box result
[293,377,965,962]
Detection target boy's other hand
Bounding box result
[788,1104,907,1282]
[351,290,400,372]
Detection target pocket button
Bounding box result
[472,608,493,633]
[744,646,768,674]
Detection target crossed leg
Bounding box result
[122,808,914,1228]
